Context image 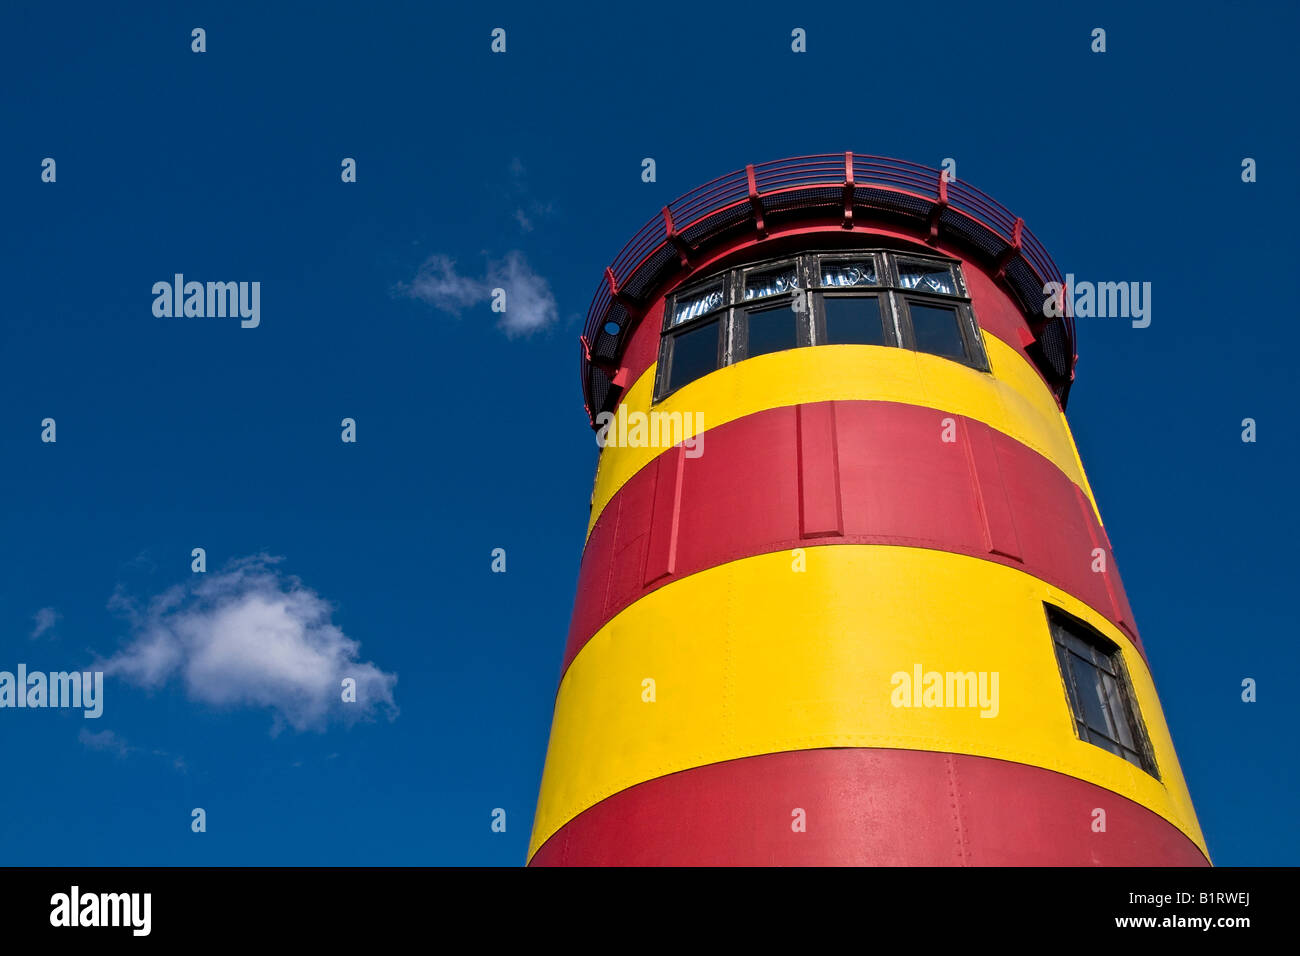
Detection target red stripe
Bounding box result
[530,748,1209,866]
[567,400,1142,673]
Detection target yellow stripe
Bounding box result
[590,334,1101,538]
[528,545,1207,860]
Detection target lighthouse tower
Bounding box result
[529,155,1208,866]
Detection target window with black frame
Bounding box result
[1047,606,1159,778]
[658,278,727,397]
[890,256,984,366]
[814,255,890,348]
[736,260,805,361]
[655,249,988,401]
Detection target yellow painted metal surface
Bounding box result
[529,545,1206,861]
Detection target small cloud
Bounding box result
[81,730,188,772]
[398,251,558,338]
[400,255,488,315]
[79,728,131,758]
[30,607,60,640]
[99,554,398,734]
[489,251,559,336]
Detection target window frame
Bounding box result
[656,248,987,402]
[732,257,810,362]
[657,312,725,401]
[1045,605,1160,779]
[896,294,988,369]
[890,256,964,296]
[815,290,894,348]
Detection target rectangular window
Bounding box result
[742,303,800,358]
[662,316,721,395]
[1047,607,1159,777]
[896,259,959,296]
[669,280,725,328]
[820,258,878,288]
[906,301,969,360]
[821,295,887,346]
[743,261,801,301]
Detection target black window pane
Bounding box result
[1071,657,1114,738]
[1101,672,1138,749]
[1059,627,1099,664]
[823,296,886,345]
[746,305,799,358]
[909,303,967,359]
[667,318,719,392]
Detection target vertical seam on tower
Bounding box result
[722,557,736,752]
[945,753,972,866]
[958,417,994,556]
[599,494,623,623]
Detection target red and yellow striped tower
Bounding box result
[529,155,1208,866]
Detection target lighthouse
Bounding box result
[529,155,1208,866]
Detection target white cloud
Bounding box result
[402,254,488,314]
[400,250,558,338]
[488,251,559,336]
[100,555,397,733]
[30,606,60,639]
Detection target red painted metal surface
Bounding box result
[566,400,1142,674]
[530,748,1210,866]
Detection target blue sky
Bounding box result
[0,0,1295,866]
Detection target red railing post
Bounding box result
[746,164,767,239]
[663,206,691,267]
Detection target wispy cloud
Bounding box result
[99,555,398,733]
[79,728,131,757]
[507,157,555,233]
[30,607,60,640]
[78,728,188,771]
[399,251,558,337]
